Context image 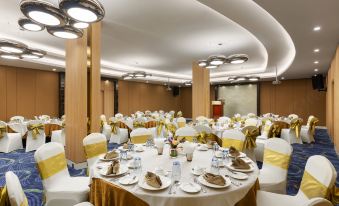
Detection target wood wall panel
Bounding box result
[0,65,59,121]
[101,80,114,118]
[260,79,326,125]
[192,63,210,119]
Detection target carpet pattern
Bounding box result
[0,129,338,205]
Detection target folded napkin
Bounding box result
[106,159,120,175]
[203,173,225,186]
[104,150,119,159]
[229,146,240,157]
[145,172,162,188]
[231,158,250,169]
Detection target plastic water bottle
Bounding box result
[211,156,220,175]
[171,161,181,182]
[213,142,219,154]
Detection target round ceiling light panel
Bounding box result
[20,0,67,26]
[0,53,21,60]
[0,39,27,54]
[227,54,249,64]
[18,17,45,31]
[47,25,83,39]
[59,0,105,23]
[208,55,226,66]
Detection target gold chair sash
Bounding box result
[222,138,244,151]
[20,197,28,206]
[0,186,10,206]
[175,136,194,142]
[156,121,165,136]
[177,122,185,128]
[309,117,319,136]
[133,121,145,128]
[290,118,303,138]
[27,123,44,139]
[300,171,329,199]
[0,126,7,139]
[100,120,105,130]
[263,149,290,170]
[165,123,177,136]
[242,126,259,149]
[131,135,150,144]
[37,153,67,180]
[269,124,281,138]
[84,141,108,159]
[196,132,208,144]
[109,121,119,135]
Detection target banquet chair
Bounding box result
[302,198,333,206]
[194,125,212,134]
[221,129,245,150]
[34,142,90,206]
[130,128,152,144]
[244,118,258,127]
[217,116,231,124]
[241,126,260,161]
[83,133,107,175]
[288,114,299,120]
[149,120,166,139]
[39,115,51,122]
[26,120,46,152]
[0,121,23,153]
[51,129,66,146]
[114,113,124,120]
[196,116,208,123]
[255,120,273,161]
[100,114,107,124]
[176,117,186,128]
[247,113,257,118]
[175,126,198,142]
[281,118,303,144]
[301,116,319,143]
[5,171,29,206]
[6,122,27,137]
[108,118,129,144]
[259,138,292,194]
[10,116,24,123]
[257,155,337,206]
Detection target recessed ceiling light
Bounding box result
[206,65,217,69]
[0,54,21,60]
[198,60,207,67]
[52,68,56,71]
[20,0,67,26]
[47,25,83,39]
[18,18,45,31]
[249,77,260,81]
[184,81,192,86]
[314,68,319,72]
[313,48,320,53]
[313,26,321,31]
[314,61,319,64]
[59,0,105,23]
[236,77,247,81]
[281,77,285,80]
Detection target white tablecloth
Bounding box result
[92,144,259,206]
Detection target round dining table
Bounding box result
[91,143,259,206]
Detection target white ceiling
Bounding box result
[0,0,337,83]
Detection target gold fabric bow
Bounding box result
[156,120,165,136]
[290,118,303,138]
[176,111,182,118]
[309,117,319,136]
[269,124,281,138]
[165,123,177,136]
[242,126,259,149]
[133,121,145,128]
[27,123,44,139]
[196,132,208,144]
[0,125,7,139]
[109,121,119,134]
[100,120,105,129]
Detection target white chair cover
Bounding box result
[259,138,292,194]
[217,116,231,124]
[26,120,46,152]
[7,122,27,137]
[301,116,316,143]
[10,116,24,123]
[5,171,28,206]
[51,129,66,146]
[194,125,212,134]
[0,121,23,153]
[281,128,303,144]
[257,155,336,206]
[302,197,333,206]
[34,142,90,206]
[221,129,245,150]
[83,133,107,174]
[130,128,152,144]
[245,118,258,127]
[176,117,186,128]
[175,126,198,142]
[255,120,273,161]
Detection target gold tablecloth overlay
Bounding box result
[90,178,149,206]
[90,178,259,206]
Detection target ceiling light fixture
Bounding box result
[47,25,83,39]
[314,61,319,64]
[29,48,46,57]
[20,0,67,26]
[18,17,45,31]
[314,68,319,72]
[313,48,320,53]
[248,76,260,81]
[227,54,249,64]
[184,81,192,86]
[281,77,285,80]
[0,53,21,60]
[235,76,247,81]
[0,39,27,54]
[198,60,207,67]
[59,0,105,23]
[205,65,217,69]
[71,21,89,29]
[313,26,321,31]
[228,77,236,81]
[121,71,152,80]
[198,54,248,69]
[20,48,45,59]
[209,55,225,66]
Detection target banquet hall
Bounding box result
[0,0,339,205]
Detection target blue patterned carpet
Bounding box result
[0,129,338,205]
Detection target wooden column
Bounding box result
[65,23,102,164]
[65,31,88,163]
[88,22,102,133]
[192,62,210,119]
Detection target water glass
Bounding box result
[172,161,181,182]
[210,156,220,175]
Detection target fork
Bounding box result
[194,177,207,193]
[225,174,242,186]
[173,180,180,194]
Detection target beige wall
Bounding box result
[260,79,326,126]
[326,46,339,151]
[0,65,59,121]
[100,80,115,118]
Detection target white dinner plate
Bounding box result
[180,182,201,193]
[135,146,144,152]
[138,175,171,191]
[228,171,248,180]
[226,163,254,173]
[198,175,231,189]
[119,175,139,185]
[99,165,128,177]
[191,167,206,176]
[228,152,246,158]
